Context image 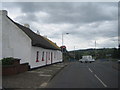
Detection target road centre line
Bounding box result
[88,68,93,73]
[39,74,51,77]
[94,74,107,87]
[88,67,107,87]
[40,82,48,87]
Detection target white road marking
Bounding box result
[40,82,48,87]
[27,71,37,73]
[55,68,61,69]
[37,72,44,74]
[88,68,93,73]
[94,74,107,87]
[39,74,51,77]
[45,69,53,71]
[27,71,44,74]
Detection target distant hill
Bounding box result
[68,48,120,60]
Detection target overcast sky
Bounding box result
[1,2,119,51]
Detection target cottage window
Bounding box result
[51,52,53,63]
[49,52,50,60]
[36,51,39,62]
[42,51,44,61]
[46,52,47,64]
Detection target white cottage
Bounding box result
[0,10,62,69]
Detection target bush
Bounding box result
[1,57,15,65]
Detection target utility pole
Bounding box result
[74,46,75,60]
[61,33,69,62]
[62,33,63,47]
[95,40,96,59]
[62,33,69,47]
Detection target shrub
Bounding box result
[1,57,15,65]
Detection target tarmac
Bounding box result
[2,60,119,90]
[112,62,120,71]
[2,62,69,90]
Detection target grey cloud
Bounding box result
[2,2,118,49]
[15,14,37,24]
[2,2,18,8]
[98,40,117,48]
[39,2,117,24]
[3,2,117,24]
[58,20,118,41]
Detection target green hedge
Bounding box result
[1,57,15,65]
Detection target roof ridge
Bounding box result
[6,15,60,50]
[43,36,60,50]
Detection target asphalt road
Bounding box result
[45,60,119,88]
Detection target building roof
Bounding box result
[6,16,61,50]
[43,37,61,50]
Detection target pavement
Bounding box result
[2,62,69,90]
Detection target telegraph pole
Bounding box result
[95,40,96,59]
[74,46,75,60]
[61,33,69,62]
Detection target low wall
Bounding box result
[2,63,30,76]
[2,59,30,76]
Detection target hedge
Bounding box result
[1,57,15,65]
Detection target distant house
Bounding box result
[0,10,62,68]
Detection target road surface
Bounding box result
[45,60,118,88]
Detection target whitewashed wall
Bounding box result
[58,51,62,62]
[0,11,2,60]
[1,10,31,64]
[30,46,62,68]
[0,11,2,90]
[52,50,62,63]
[46,50,52,65]
[31,47,46,68]
[30,47,55,68]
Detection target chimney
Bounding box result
[37,30,40,35]
[0,10,8,16]
[24,24,30,28]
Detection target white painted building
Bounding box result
[0,10,62,69]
